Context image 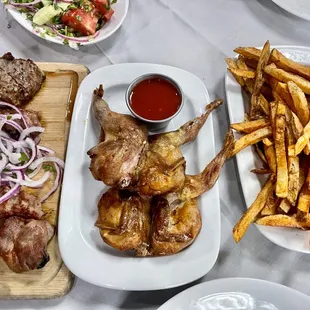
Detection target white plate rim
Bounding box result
[225,45,310,254]
[271,0,310,21]
[7,0,129,46]
[157,277,310,310]
[58,63,221,290]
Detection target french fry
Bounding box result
[256,214,307,228]
[279,199,292,213]
[231,126,272,156]
[244,58,258,70]
[291,112,304,140]
[264,64,310,95]
[255,143,267,163]
[233,177,274,243]
[269,101,278,140]
[296,168,310,221]
[264,143,277,173]
[287,81,309,126]
[270,48,310,81]
[261,192,280,216]
[275,102,288,198]
[229,68,255,79]
[234,46,261,61]
[259,94,270,115]
[294,121,310,155]
[225,58,245,87]
[230,119,270,134]
[236,56,254,92]
[250,41,270,119]
[262,138,273,146]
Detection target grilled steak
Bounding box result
[0,53,45,106]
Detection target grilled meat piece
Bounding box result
[0,187,44,219]
[133,100,223,196]
[88,85,148,188]
[0,52,45,106]
[96,188,151,256]
[0,216,54,273]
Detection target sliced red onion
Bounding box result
[19,126,44,141]
[0,101,28,128]
[7,138,36,170]
[9,0,41,7]
[52,26,100,43]
[0,183,20,204]
[29,156,65,170]
[38,145,55,155]
[0,154,8,173]
[41,163,61,202]
[27,148,42,179]
[20,171,50,188]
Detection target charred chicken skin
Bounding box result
[132,99,223,196]
[88,85,148,188]
[0,216,54,273]
[96,130,234,256]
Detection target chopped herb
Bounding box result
[26,13,33,21]
[75,15,82,21]
[40,32,46,38]
[19,152,28,163]
[63,38,69,45]
[43,164,56,173]
[26,168,34,174]
[53,2,59,10]
[111,0,117,3]
[6,115,12,120]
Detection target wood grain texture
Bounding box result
[0,62,89,299]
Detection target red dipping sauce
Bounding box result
[129,77,182,121]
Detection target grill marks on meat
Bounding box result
[0,217,54,273]
[0,53,45,106]
[0,187,44,220]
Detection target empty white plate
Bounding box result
[59,63,221,290]
[272,0,310,21]
[158,278,310,310]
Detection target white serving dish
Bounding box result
[225,46,310,253]
[8,0,129,48]
[158,277,310,310]
[59,63,221,290]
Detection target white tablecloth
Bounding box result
[1,0,310,309]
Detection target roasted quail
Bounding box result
[133,99,223,196]
[88,85,148,188]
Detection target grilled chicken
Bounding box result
[96,188,151,256]
[0,187,44,219]
[88,85,148,188]
[0,53,45,106]
[0,217,54,273]
[133,100,223,196]
[96,130,234,256]
[149,130,234,255]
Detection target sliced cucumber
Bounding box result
[33,3,70,26]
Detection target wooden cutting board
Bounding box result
[0,62,89,299]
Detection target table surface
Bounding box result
[1,0,310,309]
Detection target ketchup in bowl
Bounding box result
[126,74,184,131]
[129,77,182,121]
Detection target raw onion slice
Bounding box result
[29,156,65,170]
[41,163,61,202]
[0,183,20,204]
[19,126,45,141]
[0,101,28,128]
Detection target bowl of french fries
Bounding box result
[225,40,310,252]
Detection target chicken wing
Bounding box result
[95,188,151,256]
[0,217,54,273]
[88,85,148,188]
[0,187,44,219]
[134,100,223,196]
[149,130,234,256]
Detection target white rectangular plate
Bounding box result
[59,63,221,290]
[226,46,310,253]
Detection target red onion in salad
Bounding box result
[52,26,100,43]
[8,0,41,7]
